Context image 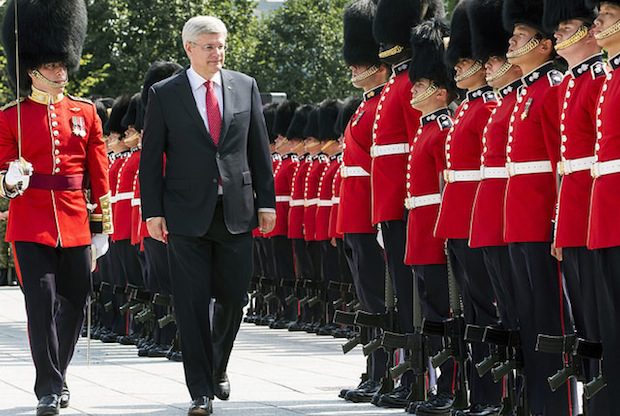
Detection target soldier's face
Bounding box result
[454,58,485,90]
[185,32,227,77]
[39,62,68,82]
[593,4,620,48]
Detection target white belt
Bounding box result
[404,193,442,210]
[591,159,620,178]
[275,195,291,203]
[506,161,553,176]
[304,198,319,207]
[131,198,140,207]
[480,166,509,179]
[112,192,133,202]
[331,196,340,204]
[371,143,409,158]
[290,199,305,207]
[317,200,333,207]
[341,165,370,178]
[443,169,481,183]
[557,156,595,176]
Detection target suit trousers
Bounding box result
[447,239,502,407]
[13,242,91,399]
[508,242,572,416]
[343,233,387,381]
[167,200,252,399]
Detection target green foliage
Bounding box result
[249,0,356,103]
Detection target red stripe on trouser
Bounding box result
[557,261,573,416]
[10,242,23,287]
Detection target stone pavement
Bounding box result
[0,287,403,416]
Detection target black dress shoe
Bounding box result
[214,373,230,401]
[413,391,454,415]
[376,385,411,408]
[60,382,70,408]
[36,394,59,416]
[188,396,212,415]
[344,379,382,403]
[147,344,169,358]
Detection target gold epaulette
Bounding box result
[0,98,26,112]
[67,95,93,104]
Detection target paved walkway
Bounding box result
[0,287,402,416]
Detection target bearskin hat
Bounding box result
[446,0,475,67]
[106,95,132,135]
[335,96,362,137]
[262,102,278,144]
[141,60,183,106]
[409,19,456,91]
[343,0,382,66]
[121,93,143,132]
[95,99,110,135]
[373,0,445,47]
[2,0,88,93]
[543,0,596,33]
[287,104,314,140]
[585,0,620,8]
[468,0,512,62]
[273,100,299,137]
[303,107,321,139]
[503,0,548,35]
[318,99,343,141]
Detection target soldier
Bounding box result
[502,0,571,413]
[370,0,441,406]
[542,0,609,413]
[401,17,460,416]
[0,0,112,414]
[588,0,620,406]
[337,0,388,402]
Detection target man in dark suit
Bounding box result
[139,15,276,416]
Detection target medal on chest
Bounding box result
[71,116,87,137]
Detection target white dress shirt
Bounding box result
[186,67,224,134]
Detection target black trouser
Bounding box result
[13,242,91,399]
[292,238,315,322]
[508,242,572,416]
[320,240,339,323]
[412,264,455,395]
[272,236,296,321]
[167,201,252,399]
[481,246,519,330]
[144,237,176,347]
[336,238,353,284]
[447,239,502,407]
[563,247,609,415]
[255,237,276,279]
[344,233,387,381]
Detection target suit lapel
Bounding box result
[176,71,216,148]
[219,69,234,147]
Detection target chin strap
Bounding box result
[30,69,68,89]
[506,35,542,59]
[454,61,483,83]
[486,61,514,83]
[556,26,588,51]
[595,18,620,40]
[410,82,439,106]
[379,45,404,59]
[351,65,380,84]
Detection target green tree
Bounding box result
[249,0,356,103]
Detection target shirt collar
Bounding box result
[466,85,493,102]
[187,67,222,91]
[498,78,523,99]
[29,85,64,105]
[570,53,603,78]
[521,61,555,87]
[420,107,450,126]
[364,83,386,101]
[610,52,620,70]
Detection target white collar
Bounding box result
[187,67,222,92]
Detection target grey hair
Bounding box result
[182,16,228,44]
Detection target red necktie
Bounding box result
[205,80,222,145]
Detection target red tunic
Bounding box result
[268,153,297,237]
[469,81,521,247]
[588,54,620,249]
[303,153,329,241]
[337,85,384,235]
[435,86,497,240]
[504,63,563,243]
[0,91,111,247]
[371,62,421,224]
[287,154,311,239]
[329,155,343,239]
[554,55,605,248]
[112,148,140,242]
[405,109,451,265]
[315,154,340,241]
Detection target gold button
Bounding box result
[55,167,60,173]
[55,158,61,164]
[55,149,60,155]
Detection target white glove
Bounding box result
[5,159,33,192]
[91,233,109,260]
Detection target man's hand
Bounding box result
[5,159,33,193]
[258,212,276,234]
[147,217,169,243]
[551,242,563,262]
[0,211,8,221]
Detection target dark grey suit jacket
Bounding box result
[139,68,275,236]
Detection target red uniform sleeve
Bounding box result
[86,103,113,234]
